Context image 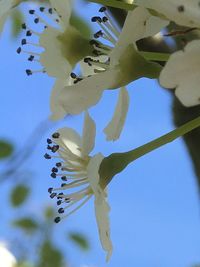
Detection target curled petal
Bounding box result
[82,111,96,156]
[104,87,129,141]
[53,127,82,158]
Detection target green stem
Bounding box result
[100,116,200,187]
[140,51,170,62]
[87,0,135,10]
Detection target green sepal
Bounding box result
[111,44,162,88]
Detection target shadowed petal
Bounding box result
[87,153,113,261]
[50,69,119,119]
[104,87,129,141]
[82,111,96,156]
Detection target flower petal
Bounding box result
[0,243,17,267]
[50,69,119,119]
[135,0,200,28]
[104,87,129,141]
[50,79,70,121]
[110,6,168,66]
[87,153,113,261]
[40,27,72,79]
[81,111,96,156]
[159,40,200,107]
[53,127,82,158]
[49,0,72,27]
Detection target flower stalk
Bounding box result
[99,115,200,188]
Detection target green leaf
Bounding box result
[88,0,135,10]
[11,9,24,38]
[10,185,30,207]
[70,13,91,38]
[69,232,90,251]
[37,241,63,267]
[0,140,13,159]
[12,218,38,233]
[99,115,200,188]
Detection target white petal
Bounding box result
[110,7,168,66]
[81,111,96,156]
[50,69,119,118]
[50,79,69,121]
[104,87,129,141]
[53,127,82,158]
[40,27,72,79]
[87,153,113,261]
[49,0,72,27]
[0,243,16,267]
[160,40,200,107]
[135,0,200,27]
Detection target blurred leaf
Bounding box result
[44,206,55,220]
[69,232,89,251]
[0,140,13,159]
[12,218,38,233]
[70,13,91,38]
[11,9,24,38]
[10,185,30,207]
[37,241,64,267]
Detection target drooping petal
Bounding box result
[134,0,200,28]
[81,111,96,156]
[159,40,200,107]
[87,153,113,261]
[110,6,168,66]
[50,79,69,121]
[40,27,72,79]
[49,0,72,27]
[50,69,119,119]
[104,87,129,141]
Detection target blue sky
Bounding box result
[0,1,200,267]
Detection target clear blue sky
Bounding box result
[1,1,200,266]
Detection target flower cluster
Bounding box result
[3,0,200,261]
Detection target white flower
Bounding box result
[0,0,21,33]
[44,112,112,261]
[159,40,200,107]
[0,242,16,267]
[17,0,92,79]
[50,6,168,140]
[134,0,200,28]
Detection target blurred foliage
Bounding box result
[0,140,13,159]
[12,218,39,233]
[10,185,30,207]
[37,241,64,267]
[69,232,90,251]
